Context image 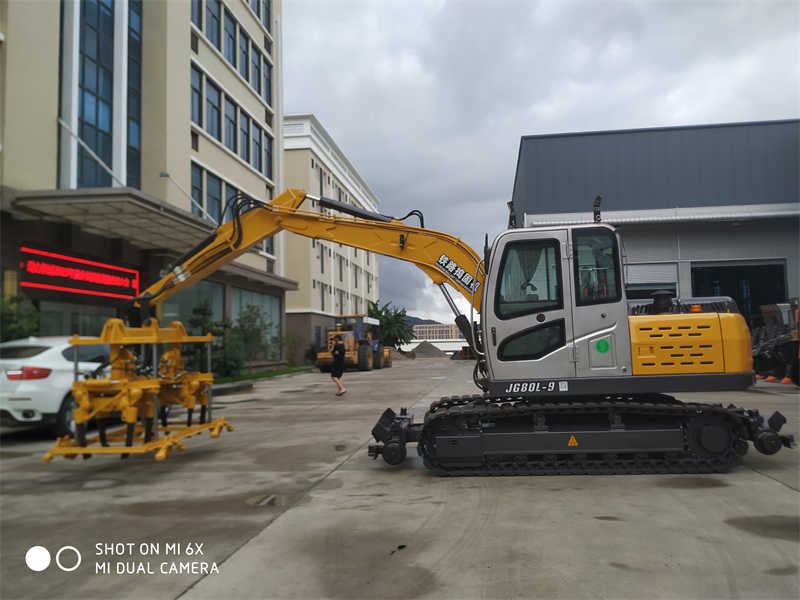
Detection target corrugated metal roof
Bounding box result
[510,119,800,225]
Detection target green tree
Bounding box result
[0,295,39,342]
[235,304,270,361]
[186,300,244,377]
[368,301,413,349]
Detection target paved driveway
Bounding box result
[1,358,797,599]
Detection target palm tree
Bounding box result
[368,301,414,349]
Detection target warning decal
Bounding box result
[568,435,578,447]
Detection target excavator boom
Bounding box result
[133,189,484,318]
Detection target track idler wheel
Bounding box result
[754,431,782,455]
[381,441,407,466]
[688,416,732,457]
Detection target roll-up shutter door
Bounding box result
[625,263,678,284]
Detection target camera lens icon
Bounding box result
[25,546,82,572]
[25,546,50,572]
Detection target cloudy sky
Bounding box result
[283,0,799,323]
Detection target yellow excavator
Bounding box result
[50,189,793,472]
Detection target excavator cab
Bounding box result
[482,224,630,383]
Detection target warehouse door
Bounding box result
[624,263,678,300]
[691,261,786,324]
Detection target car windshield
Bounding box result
[61,344,110,363]
[0,345,50,359]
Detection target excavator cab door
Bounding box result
[569,225,631,377]
[484,228,576,381]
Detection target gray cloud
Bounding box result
[284,0,799,322]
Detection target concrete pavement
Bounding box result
[1,358,798,599]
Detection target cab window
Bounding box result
[495,239,562,320]
[573,228,621,306]
[498,320,566,361]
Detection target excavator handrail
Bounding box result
[132,189,485,317]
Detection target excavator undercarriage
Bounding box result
[369,393,793,475]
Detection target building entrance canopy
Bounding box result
[12,186,298,293]
[13,187,212,254]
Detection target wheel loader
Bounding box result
[315,315,392,372]
[60,188,793,471]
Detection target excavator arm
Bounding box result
[133,189,485,321]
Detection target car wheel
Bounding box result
[53,394,78,438]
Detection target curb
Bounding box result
[212,381,255,396]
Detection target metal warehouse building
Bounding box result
[508,119,800,325]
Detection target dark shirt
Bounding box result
[332,343,345,368]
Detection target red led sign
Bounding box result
[19,246,140,300]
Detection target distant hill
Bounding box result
[406,315,441,326]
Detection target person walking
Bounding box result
[331,335,347,396]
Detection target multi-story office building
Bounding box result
[282,114,381,362]
[0,0,294,364]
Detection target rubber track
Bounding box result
[418,394,747,476]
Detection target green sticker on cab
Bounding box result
[595,339,610,354]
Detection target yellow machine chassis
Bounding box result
[43,418,233,462]
[44,318,229,462]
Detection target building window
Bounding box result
[224,97,237,153]
[231,287,282,361]
[320,283,326,312]
[251,46,261,95]
[354,267,358,288]
[264,133,273,179]
[339,256,344,282]
[250,0,260,17]
[190,65,203,126]
[205,80,221,141]
[239,31,249,81]
[191,163,203,218]
[206,172,222,224]
[78,0,114,187]
[260,60,272,107]
[224,183,237,222]
[205,0,221,50]
[264,236,274,254]
[263,34,272,55]
[191,0,202,29]
[127,0,142,189]
[366,251,370,266]
[223,10,236,67]
[163,280,224,332]
[252,124,262,172]
[239,113,250,162]
[262,0,271,31]
[320,244,325,273]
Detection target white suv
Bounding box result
[0,337,109,437]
